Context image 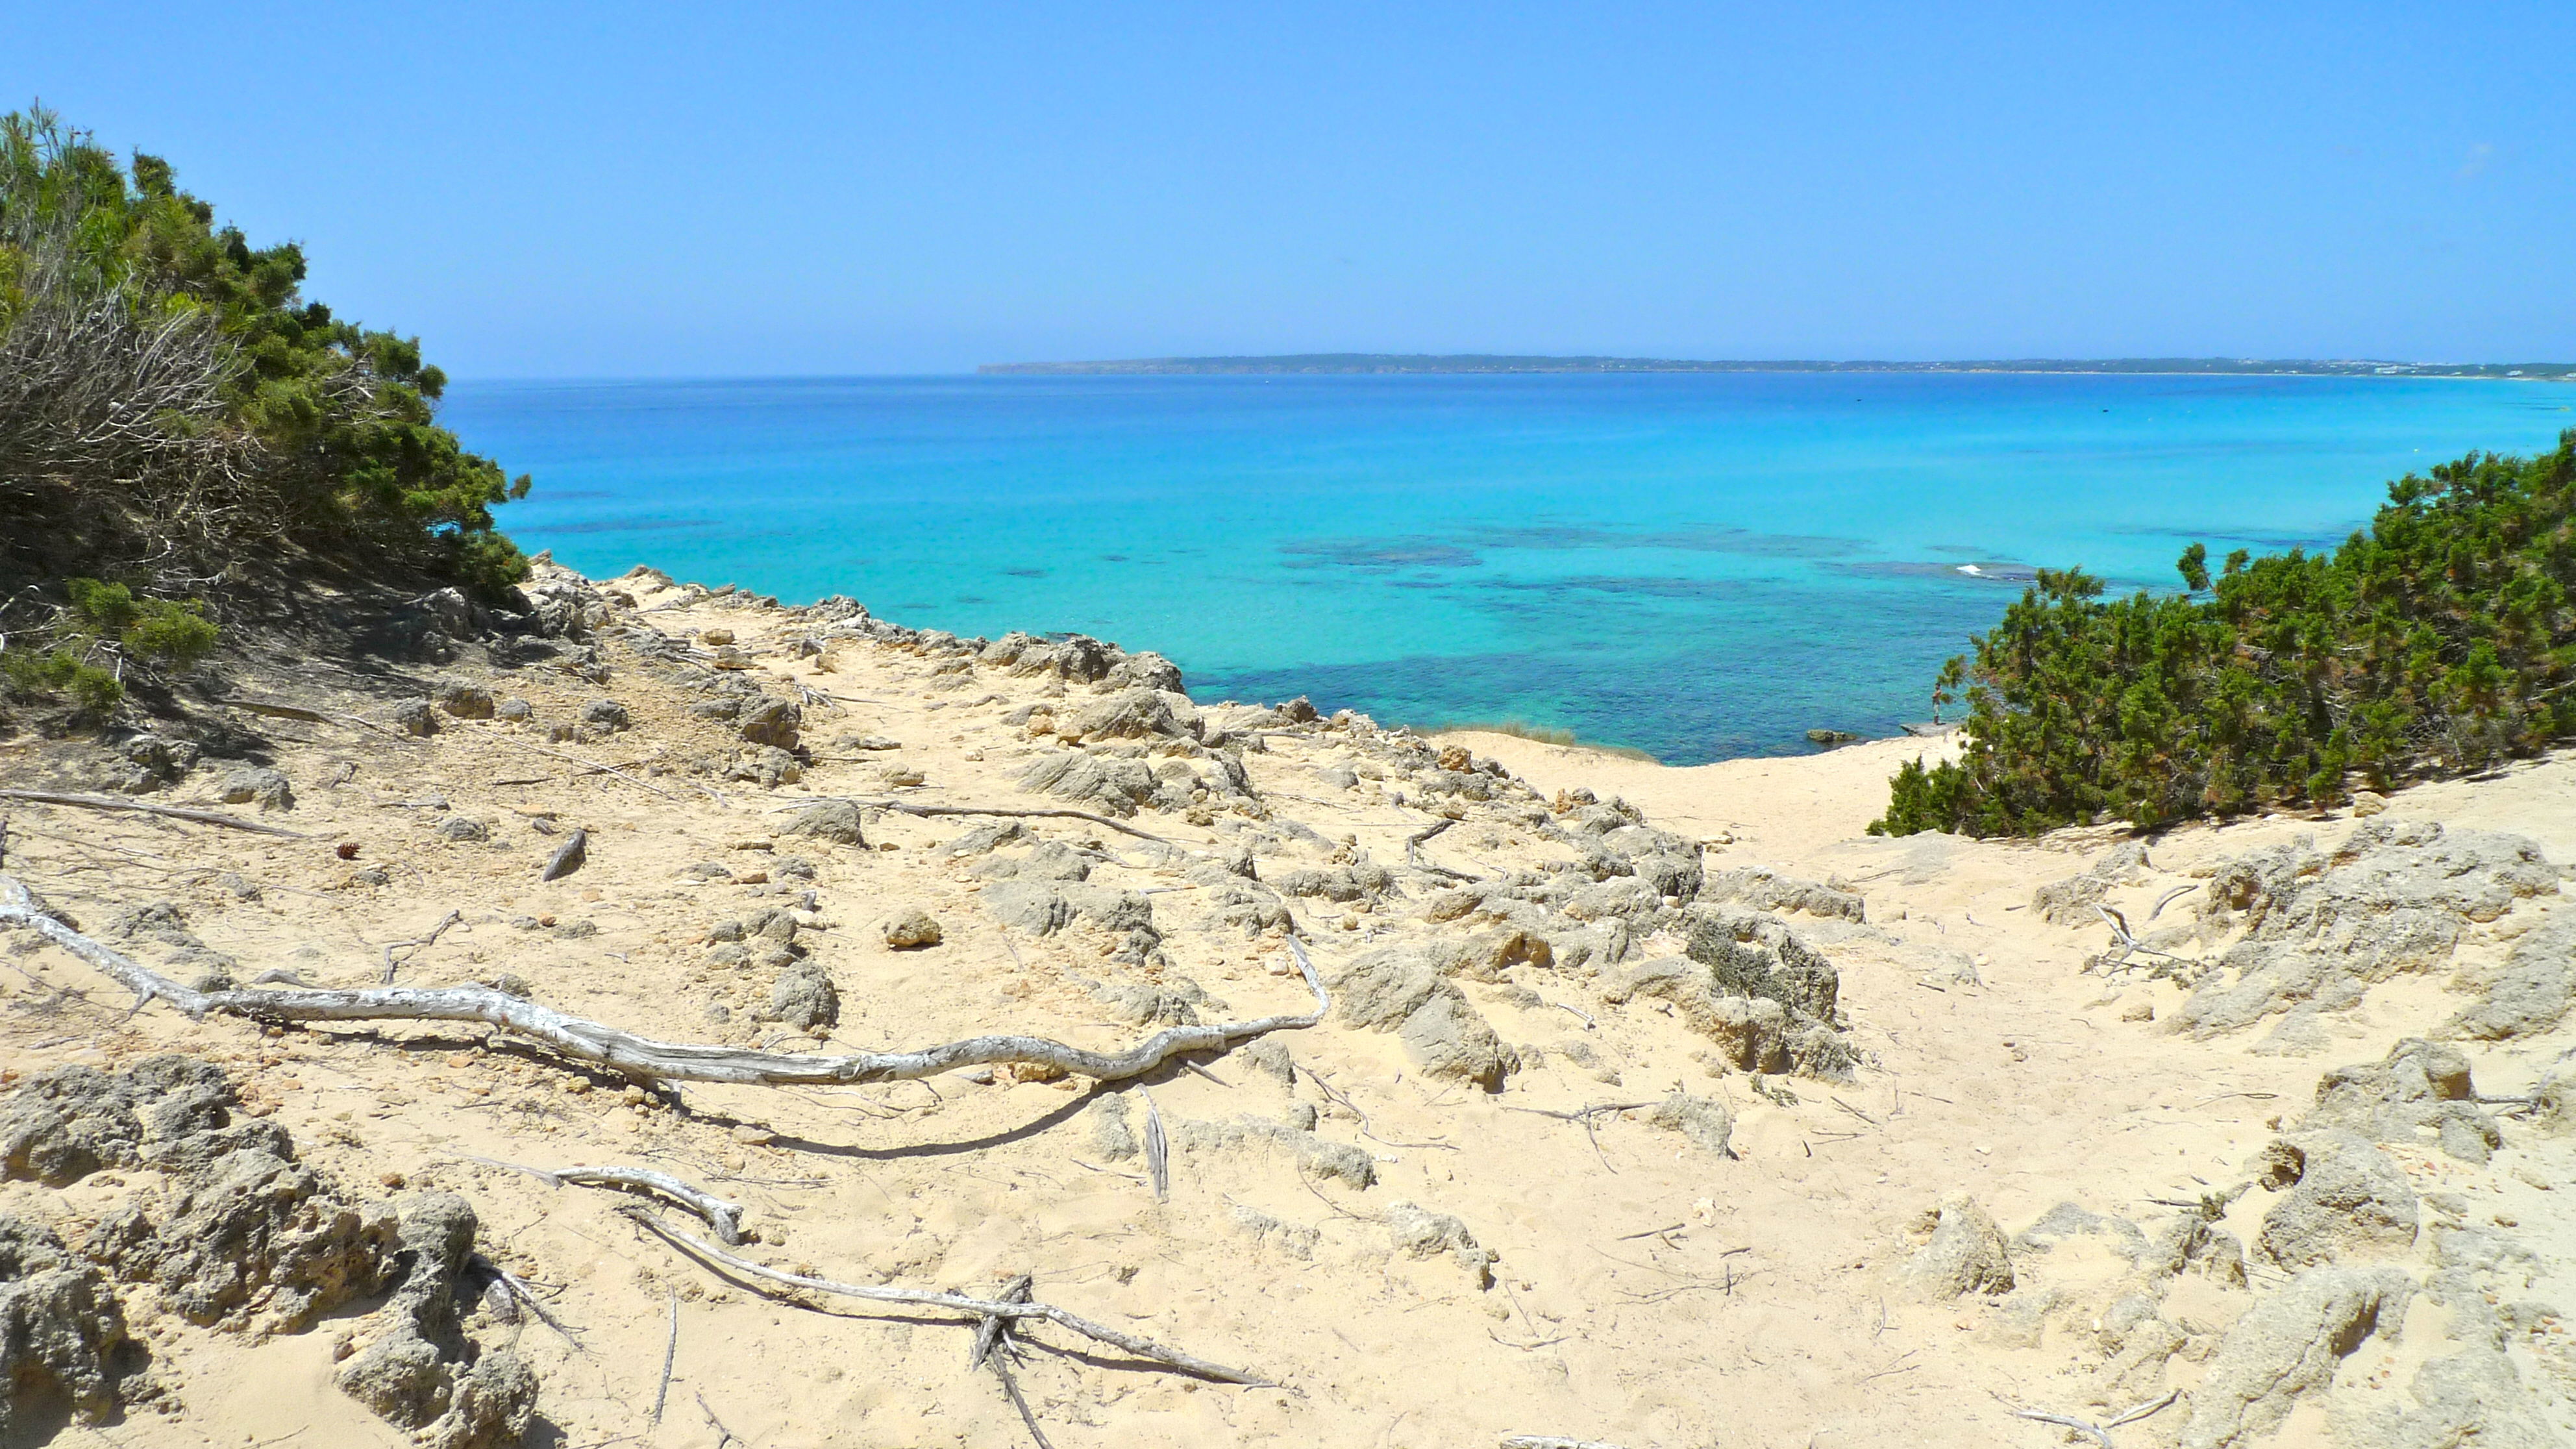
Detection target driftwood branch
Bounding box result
[0,789,310,839]
[452,1155,747,1244]
[1,871,1328,1087]
[625,1210,1273,1385]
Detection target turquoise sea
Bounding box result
[441,374,2576,764]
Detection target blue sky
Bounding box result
[14,3,2571,375]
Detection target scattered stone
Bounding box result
[1803,728,1859,747]
[216,766,295,811]
[778,800,866,848]
[737,696,800,749]
[391,700,439,737]
[434,682,495,719]
[1648,1093,1735,1154]
[1900,1195,2015,1298]
[699,626,735,646]
[434,817,489,843]
[882,909,942,950]
[495,697,532,722]
[579,699,631,731]
[767,960,839,1030]
[1383,1202,1494,1286]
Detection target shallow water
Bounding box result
[442,373,2575,763]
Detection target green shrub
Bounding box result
[55,575,221,671]
[1,106,531,595]
[122,597,218,666]
[2,647,123,717]
[1873,430,2576,837]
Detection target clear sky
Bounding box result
[14,3,2572,376]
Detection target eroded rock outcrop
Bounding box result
[2179,821,2558,1039]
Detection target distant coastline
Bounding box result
[980,353,2576,380]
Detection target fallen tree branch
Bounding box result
[1,871,1328,1088]
[0,789,310,839]
[451,1155,747,1244]
[626,1210,1273,1385]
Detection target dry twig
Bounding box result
[380,909,464,984]
[625,1210,1272,1385]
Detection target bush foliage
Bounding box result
[0,105,528,595]
[1873,430,2576,837]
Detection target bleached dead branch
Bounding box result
[1,871,1328,1088]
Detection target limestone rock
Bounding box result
[778,800,865,847]
[216,765,294,811]
[1700,865,1865,923]
[0,1214,136,1434]
[766,961,840,1030]
[2181,821,2558,1037]
[882,909,942,949]
[434,682,495,719]
[2179,1265,2412,1449]
[1900,1195,2014,1298]
[1383,1202,1494,1286]
[1648,1093,1735,1154]
[2305,1038,2503,1163]
[2253,1130,2418,1268]
[2444,910,2576,1041]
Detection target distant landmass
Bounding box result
[981,353,2576,379]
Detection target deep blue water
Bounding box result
[440,373,2576,763]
